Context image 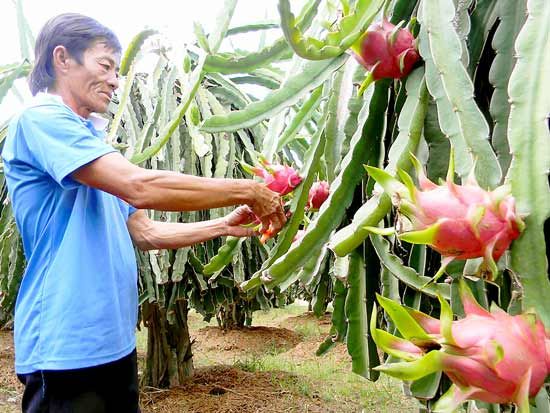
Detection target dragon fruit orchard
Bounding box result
[372,280,550,412]
[364,155,525,280]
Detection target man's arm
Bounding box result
[72,152,285,233]
[127,207,258,251]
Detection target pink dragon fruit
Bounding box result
[351,19,420,81]
[365,155,524,280]
[251,159,302,196]
[307,181,330,210]
[372,280,550,411]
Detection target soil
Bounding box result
[191,325,302,365]
[0,331,21,411]
[140,365,341,413]
[0,312,401,413]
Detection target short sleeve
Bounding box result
[16,104,116,189]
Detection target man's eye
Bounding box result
[101,63,110,70]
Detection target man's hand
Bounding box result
[223,206,260,238]
[248,182,287,238]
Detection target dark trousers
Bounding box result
[17,349,140,413]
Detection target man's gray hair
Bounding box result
[29,13,122,95]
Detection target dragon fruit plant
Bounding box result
[350,19,420,94]
[364,153,524,282]
[371,279,550,412]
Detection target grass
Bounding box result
[233,349,417,411]
[292,319,325,339]
[250,301,312,325]
[136,327,147,354]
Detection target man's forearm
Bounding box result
[135,218,229,250]
[132,169,255,211]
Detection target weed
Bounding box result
[293,321,323,339]
[233,355,266,373]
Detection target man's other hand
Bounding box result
[224,206,260,238]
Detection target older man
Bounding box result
[1,13,286,413]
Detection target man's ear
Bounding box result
[52,45,72,75]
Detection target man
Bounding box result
[1,13,286,413]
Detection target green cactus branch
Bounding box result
[508,0,550,327]
[277,0,385,60]
[418,0,501,189]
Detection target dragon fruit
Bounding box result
[365,155,524,281]
[372,280,550,412]
[242,158,301,243]
[351,19,420,82]
[251,159,302,196]
[307,181,330,210]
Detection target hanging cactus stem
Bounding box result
[363,226,395,236]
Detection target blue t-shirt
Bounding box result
[1,94,138,374]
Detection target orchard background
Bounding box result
[1,0,549,412]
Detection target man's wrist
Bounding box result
[217,216,231,237]
[237,179,258,207]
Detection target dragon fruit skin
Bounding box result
[351,19,420,81]
[252,160,302,196]
[365,159,524,279]
[372,280,550,411]
[307,181,330,210]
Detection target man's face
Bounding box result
[65,41,120,117]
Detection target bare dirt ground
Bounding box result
[0,311,416,413]
[0,331,21,412]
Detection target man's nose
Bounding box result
[108,73,119,90]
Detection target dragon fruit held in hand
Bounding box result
[251,159,302,196]
[243,158,301,244]
[307,181,330,210]
[372,280,550,412]
[351,19,420,81]
[365,154,524,281]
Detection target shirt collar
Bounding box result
[34,92,110,131]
